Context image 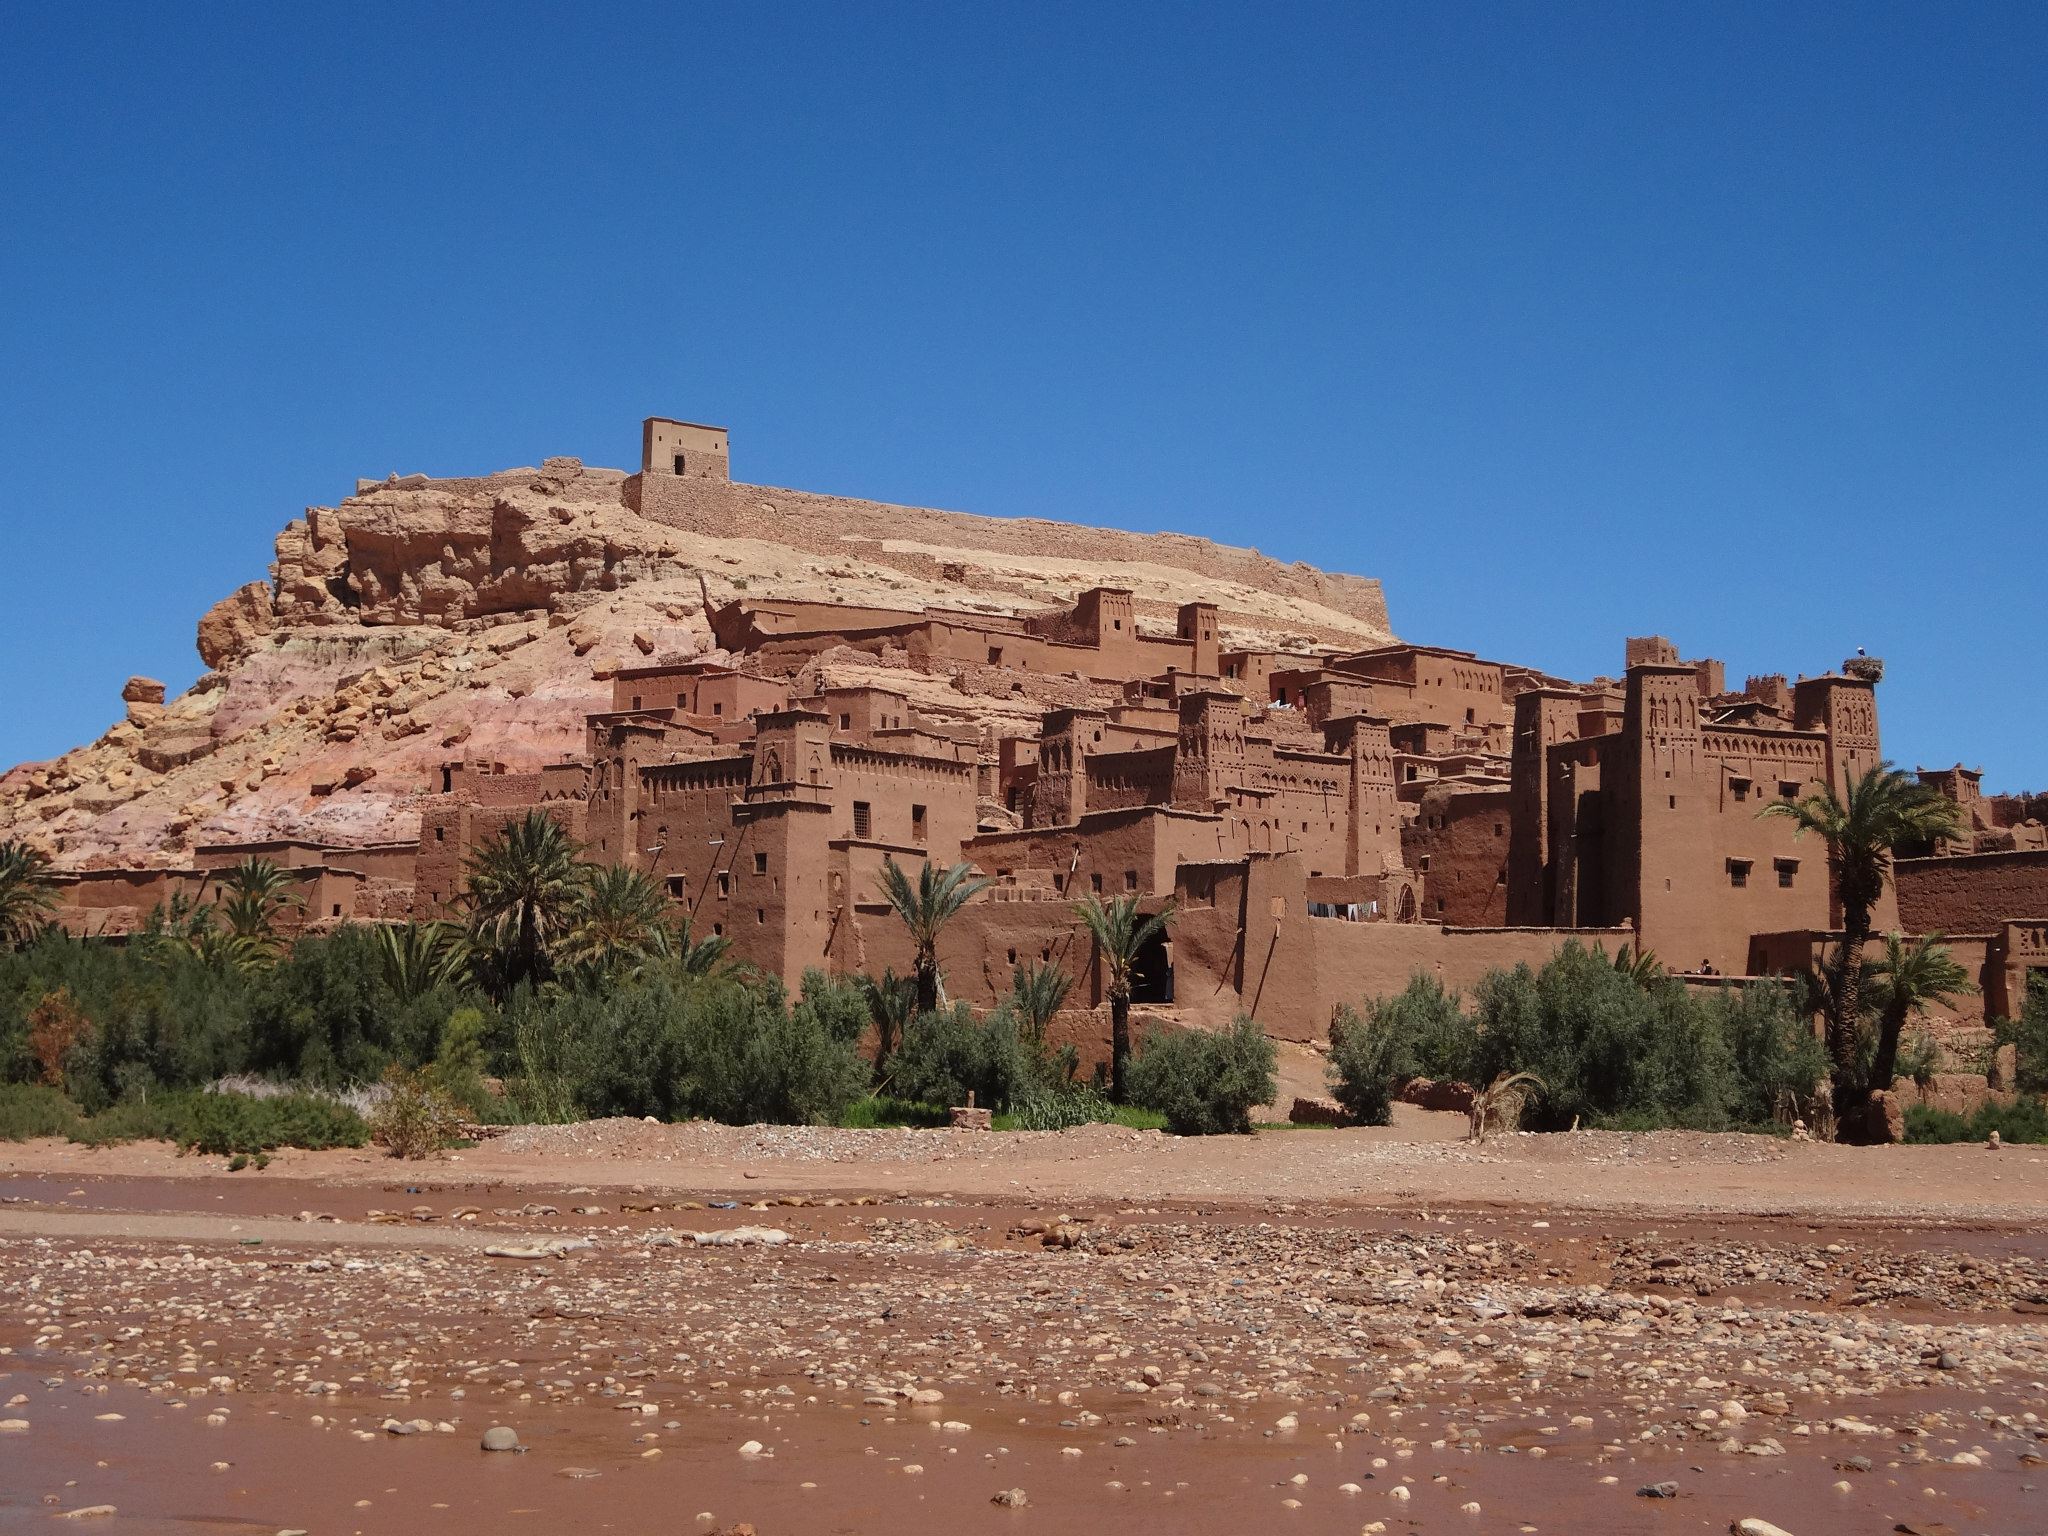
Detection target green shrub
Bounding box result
[0,1083,80,1140]
[1904,1098,2048,1145]
[175,1091,369,1156]
[1127,1015,1277,1135]
[1997,976,2048,1094]
[70,1096,185,1147]
[507,971,869,1126]
[370,1067,467,1158]
[1337,950,1827,1134]
[889,1003,1040,1112]
[1704,983,1828,1127]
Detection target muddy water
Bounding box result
[7,1362,2035,1535]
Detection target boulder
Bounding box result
[196,581,278,669]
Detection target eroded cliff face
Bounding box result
[0,454,1395,869]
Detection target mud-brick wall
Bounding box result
[1896,849,2048,934]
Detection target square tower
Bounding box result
[641,418,730,481]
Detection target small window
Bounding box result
[911,804,927,844]
[1124,869,1138,892]
[1418,854,1432,872]
[1779,780,1800,799]
[1729,775,1752,802]
[712,921,723,937]
[1775,859,1798,888]
[712,701,723,716]
[667,876,687,896]
[1007,947,1017,964]
[672,453,687,474]
[853,801,872,839]
[632,695,643,710]
[1728,858,1752,889]
[716,872,731,898]
[1090,872,1104,893]
[757,908,766,925]
[1669,795,1677,810]
[839,713,851,731]
[1493,823,1503,837]
[754,851,768,875]
[331,903,341,918]
[434,827,445,842]
[988,646,1003,665]
[676,693,687,709]
[1465,708,1475,724]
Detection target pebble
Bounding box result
[481,1426,520,1452]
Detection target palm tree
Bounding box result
[671,916,733,979]
[463,810,589,995]
[1761,762,1963,1105]
[1868,933,1972,1097]
[376,920,467,1003]
[559,864,674,980]
[1010,960,1073,1052]
[860,967,917,1081]
[877,859,992,1015]
[209,855,302,960]
[1603,942,1665,988]
[0,839,58,950]
[1074,894,1175,1103]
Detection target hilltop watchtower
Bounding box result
[641,417,730,481]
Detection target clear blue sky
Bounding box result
[3,4,2043,787]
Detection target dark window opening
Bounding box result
[1130,926,1173,1004]
[434,827,445,842]
[988,646,1003,665]
[754,852,768,874]
[1090,872,1104,893]
[756,908,766,924]
[839,713,851,730]
[716,872,731,898]
[632,695,643,710]
[1775,859,1798,888]
[672,453,687,474]
[852,801,872,839]
[1728,858,1752,889]
[911,804,927,844]
[1124,869,1138,892]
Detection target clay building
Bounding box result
[1509,641,1890,974]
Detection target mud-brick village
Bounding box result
[4,9,2046,1536]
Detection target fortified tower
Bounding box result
[640,417,730,482]
[1172,691,1249,812]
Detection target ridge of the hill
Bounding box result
[0,455,1394,869]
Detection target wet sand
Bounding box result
[2,1125,2044,1533]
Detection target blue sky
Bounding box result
[2,3,2042,787]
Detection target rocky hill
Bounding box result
[0,452,1394,870]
